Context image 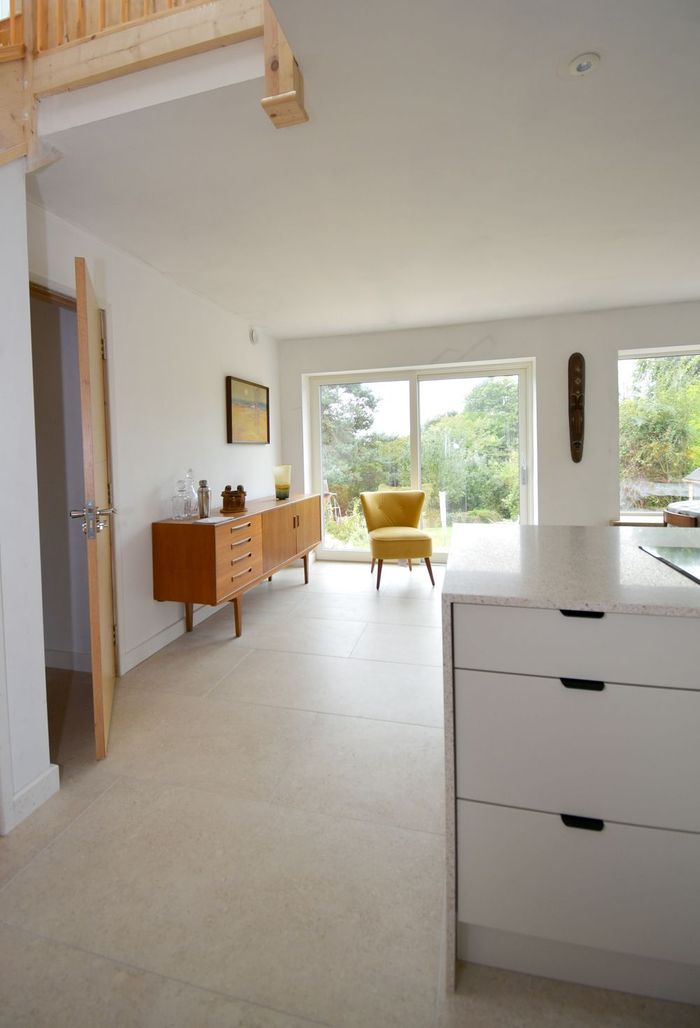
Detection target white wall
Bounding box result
[278,303,700,526]
[27,203,281,674]
[0,163,58,834]
[30,299,91,672]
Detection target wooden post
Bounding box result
[9,0,19,44]
[260,0,308,128]
[55,0,65,47]
[75,0,85,42]
[37,0,49,50]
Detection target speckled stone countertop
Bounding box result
[442,524,700,617]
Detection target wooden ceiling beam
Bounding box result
[260,0,308,128]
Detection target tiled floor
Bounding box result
[1,560,698,1027]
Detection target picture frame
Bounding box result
[226,376,270,444]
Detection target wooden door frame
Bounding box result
[29,278,120,740]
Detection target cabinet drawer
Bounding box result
[457,800,700,966]
[215,552,262,601]
[455,670,700,831]
[451,604,699,689]
[216,516,261,553]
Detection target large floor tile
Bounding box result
[0,762,118,887]
[273,712,445,833]
[231,615,367,658]
[0,923,322,1028]
[350,622,443,667]
[437,963,700,1027]
[290,590,442,627]
[209,650,444,728]
[0,778,443,1028]
[100,690,316,801]
[119,634,252,697]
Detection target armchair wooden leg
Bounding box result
[376,559,383,590]
[408,559,413,571]
[371,559,375,573]
[424,557,435,586]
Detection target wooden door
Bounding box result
[296,496,322,552]
[75,257,116,759]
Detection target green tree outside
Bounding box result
[320,377,521,549]
[619,356,700,510]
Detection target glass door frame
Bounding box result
[307,359,536,562]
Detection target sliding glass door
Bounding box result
[419,374,522,551]
[313,364,532,559]
[319,379,411,552]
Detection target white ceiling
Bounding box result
[28,0,700,339]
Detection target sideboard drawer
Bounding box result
[451,604,698,689]
[215,515,261,553]
[455,670,700,831]
[457,800,700,966]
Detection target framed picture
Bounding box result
[226,376,270,444]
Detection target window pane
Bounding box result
[619,355,700,512]
[320,381,410,552]
[419,375,521,551]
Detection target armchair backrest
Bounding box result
[360,490,425,532]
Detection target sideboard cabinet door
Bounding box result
[261,504,297,573]
[296,496,322,553]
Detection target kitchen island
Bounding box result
[443,524,700,1005]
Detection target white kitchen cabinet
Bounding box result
[454,669,700,831]
[457,800,700,965]
[443,524,700,1005]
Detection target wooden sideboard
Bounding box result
[152,494,322,637]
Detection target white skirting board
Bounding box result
[120,602,227,675]
[4,763,60,835]
[457,923,700,1006]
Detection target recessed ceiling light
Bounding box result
[568,52,601,76]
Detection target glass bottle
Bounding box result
[171,480,188,519]
[183,469,198,518]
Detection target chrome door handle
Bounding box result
[69,509,86,519]
[97,507,117,517]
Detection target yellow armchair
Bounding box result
[360,490,435,590]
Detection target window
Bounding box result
[619,352,700,513]
[311,363,534,558]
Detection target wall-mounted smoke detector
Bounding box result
[568,52,601,77]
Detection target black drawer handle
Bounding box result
[561,814,605,832]
[561,677,605,692]
[560,609,605,619]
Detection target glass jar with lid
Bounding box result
[171,480,188,519]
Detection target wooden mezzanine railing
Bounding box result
[0,1,24,59]
[34,0,205,54]
[0,0,307,169]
